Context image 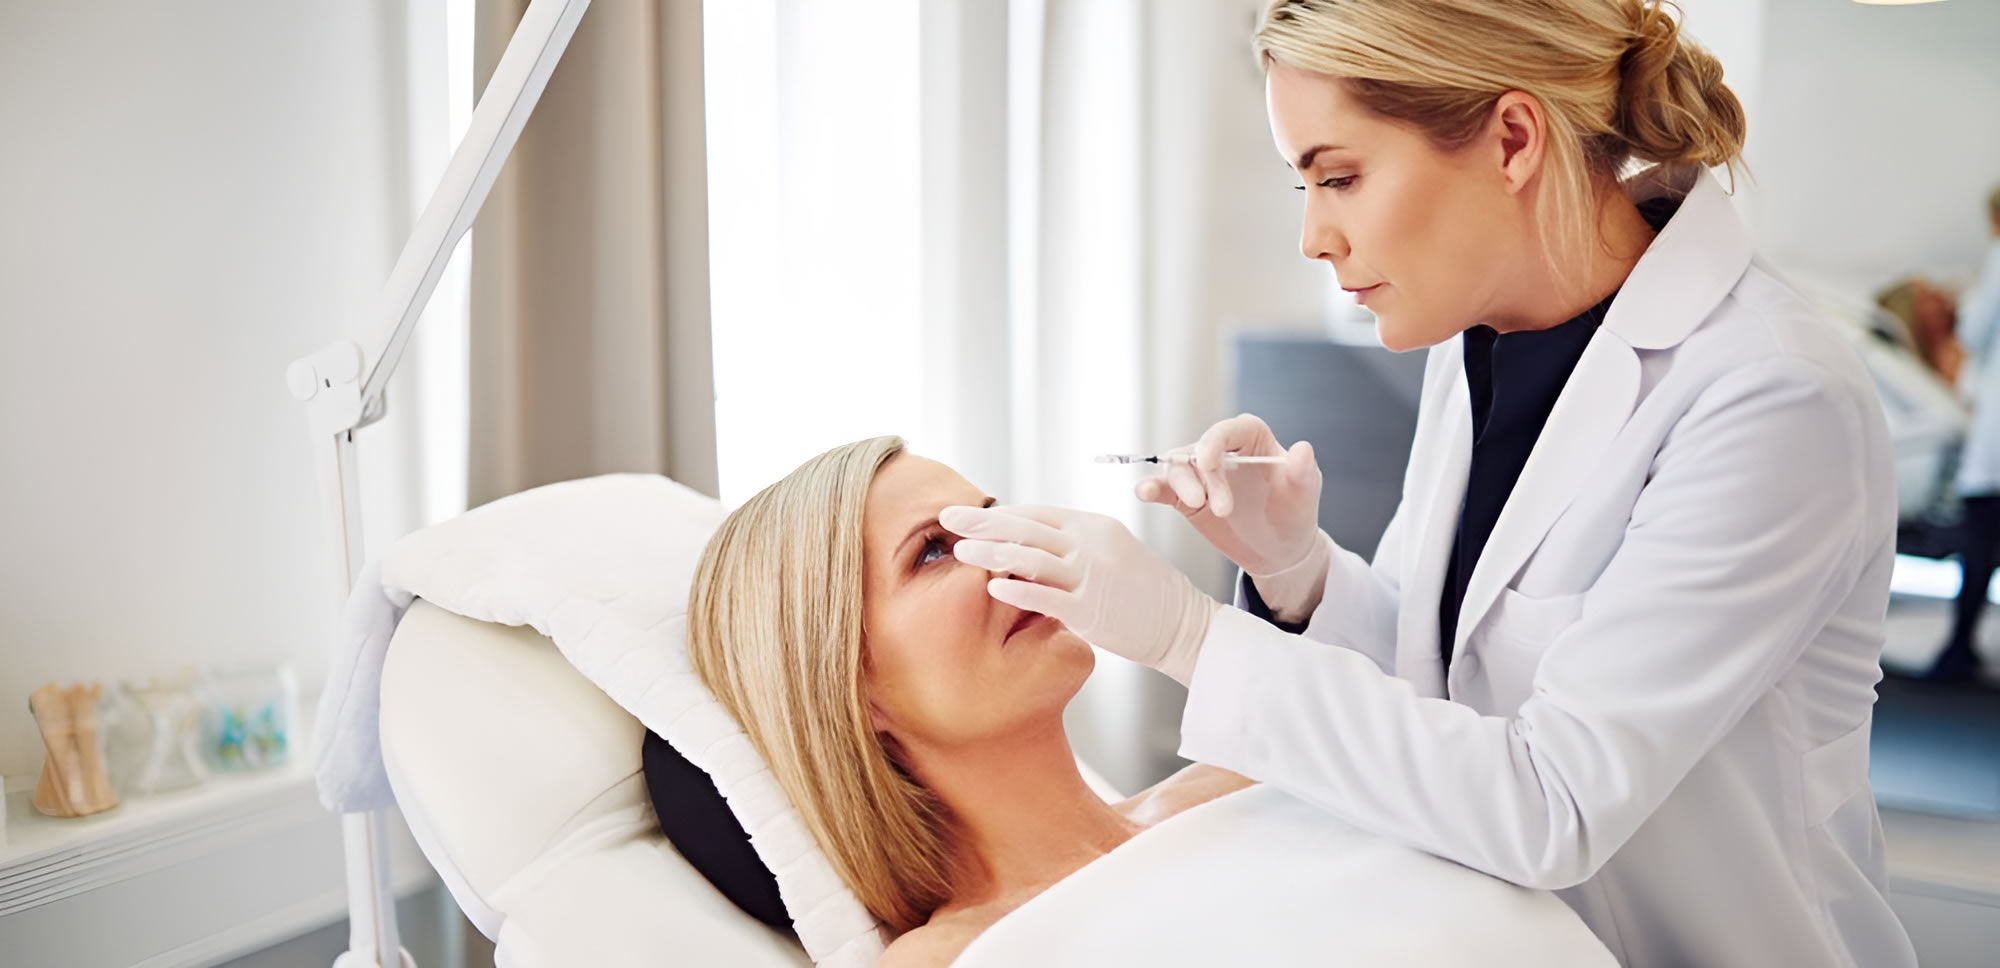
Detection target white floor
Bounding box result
[215,886,467,968]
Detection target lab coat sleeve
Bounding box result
[1234,507,1406,676]
[1182,357,1874,891]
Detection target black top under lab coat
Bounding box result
[1245,199,1678,677]
[1436,197,1678,671]
[1436,296,1612,672]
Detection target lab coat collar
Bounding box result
[1400,359,1472,697]
[1441,165,1748,678]
[1603,165,1751,351]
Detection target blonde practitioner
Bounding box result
[942,2,1920,965]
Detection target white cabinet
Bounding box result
[0,768,436,967]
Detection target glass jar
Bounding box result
[194,663,299,772]
[104,671,208,796]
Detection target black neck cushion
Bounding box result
[641,728,798,939]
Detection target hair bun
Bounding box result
[1617,1,1745,169]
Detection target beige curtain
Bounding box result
[469,0,716,507]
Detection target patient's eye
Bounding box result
[916,531,950,570]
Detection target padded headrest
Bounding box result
[369,474,885,965]
[379,600,809,966]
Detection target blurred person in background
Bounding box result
[1876,277,1964,386]
[1934,184,2000,682]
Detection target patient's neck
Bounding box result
[903,721,1138,909]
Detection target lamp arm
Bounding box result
[287,2,593,966]
[355,0,593,422]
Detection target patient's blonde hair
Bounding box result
[686,435,954,934]
[1255,0,1746,270]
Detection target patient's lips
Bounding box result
[1004,609,1050,643]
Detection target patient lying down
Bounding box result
[690,437,1612,967]
[688,436,1251,965]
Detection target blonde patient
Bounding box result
[686,436,1251,966]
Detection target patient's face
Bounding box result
[860,454,1094,753]
[1913,283,1955,337]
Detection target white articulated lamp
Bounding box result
[285,1,593,965]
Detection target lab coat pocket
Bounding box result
[1470,587,1586,713]
[1801,721,1889,931]
[1802,720,1872,828]
[1481,586,1587,652]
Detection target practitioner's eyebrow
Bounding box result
[1295,143,1347,171]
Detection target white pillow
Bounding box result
[381,474,886,967]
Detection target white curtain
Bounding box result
[968,0,1328,790]
[355,0,474,560]
[702,0,1326,791]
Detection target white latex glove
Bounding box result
[1135,414,1329,617]
[940,504,1221,685]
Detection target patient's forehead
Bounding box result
[863,454,986,551]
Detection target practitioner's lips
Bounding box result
[1346,283,1385,306]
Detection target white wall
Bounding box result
[0,3,433,776]
[1672,0,1769,241]
[1675,0,1769,137]
[1646,0,2000,304]
[1745,0,2000,297]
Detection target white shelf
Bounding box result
[2,762,313,877]
[0,760,436,967]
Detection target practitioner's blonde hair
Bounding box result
[686,435,956,934]
[1255,0,1746,269]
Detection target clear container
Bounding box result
[104,672,208,796]
[194,663,299,772]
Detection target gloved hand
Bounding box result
[1137,412,1326,580]
[940,504,1221,685]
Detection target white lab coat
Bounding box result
[1179,166,1918,968]
[1953,239,2000,495]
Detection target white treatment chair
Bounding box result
[378,599,812,968]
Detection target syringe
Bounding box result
[1094,453,1285,467]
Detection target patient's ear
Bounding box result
[861,668,894,733]
[860,645,897,733]
[866,689,906,737]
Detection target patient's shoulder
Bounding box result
[1116,763,1256,827]
[879,911,991,968]
[877,929,954,968]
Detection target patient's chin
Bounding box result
[994,623,1094,717]
[1052,625,1090,654]
[1047,628,1095,690]
[1014,617,1086,653]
